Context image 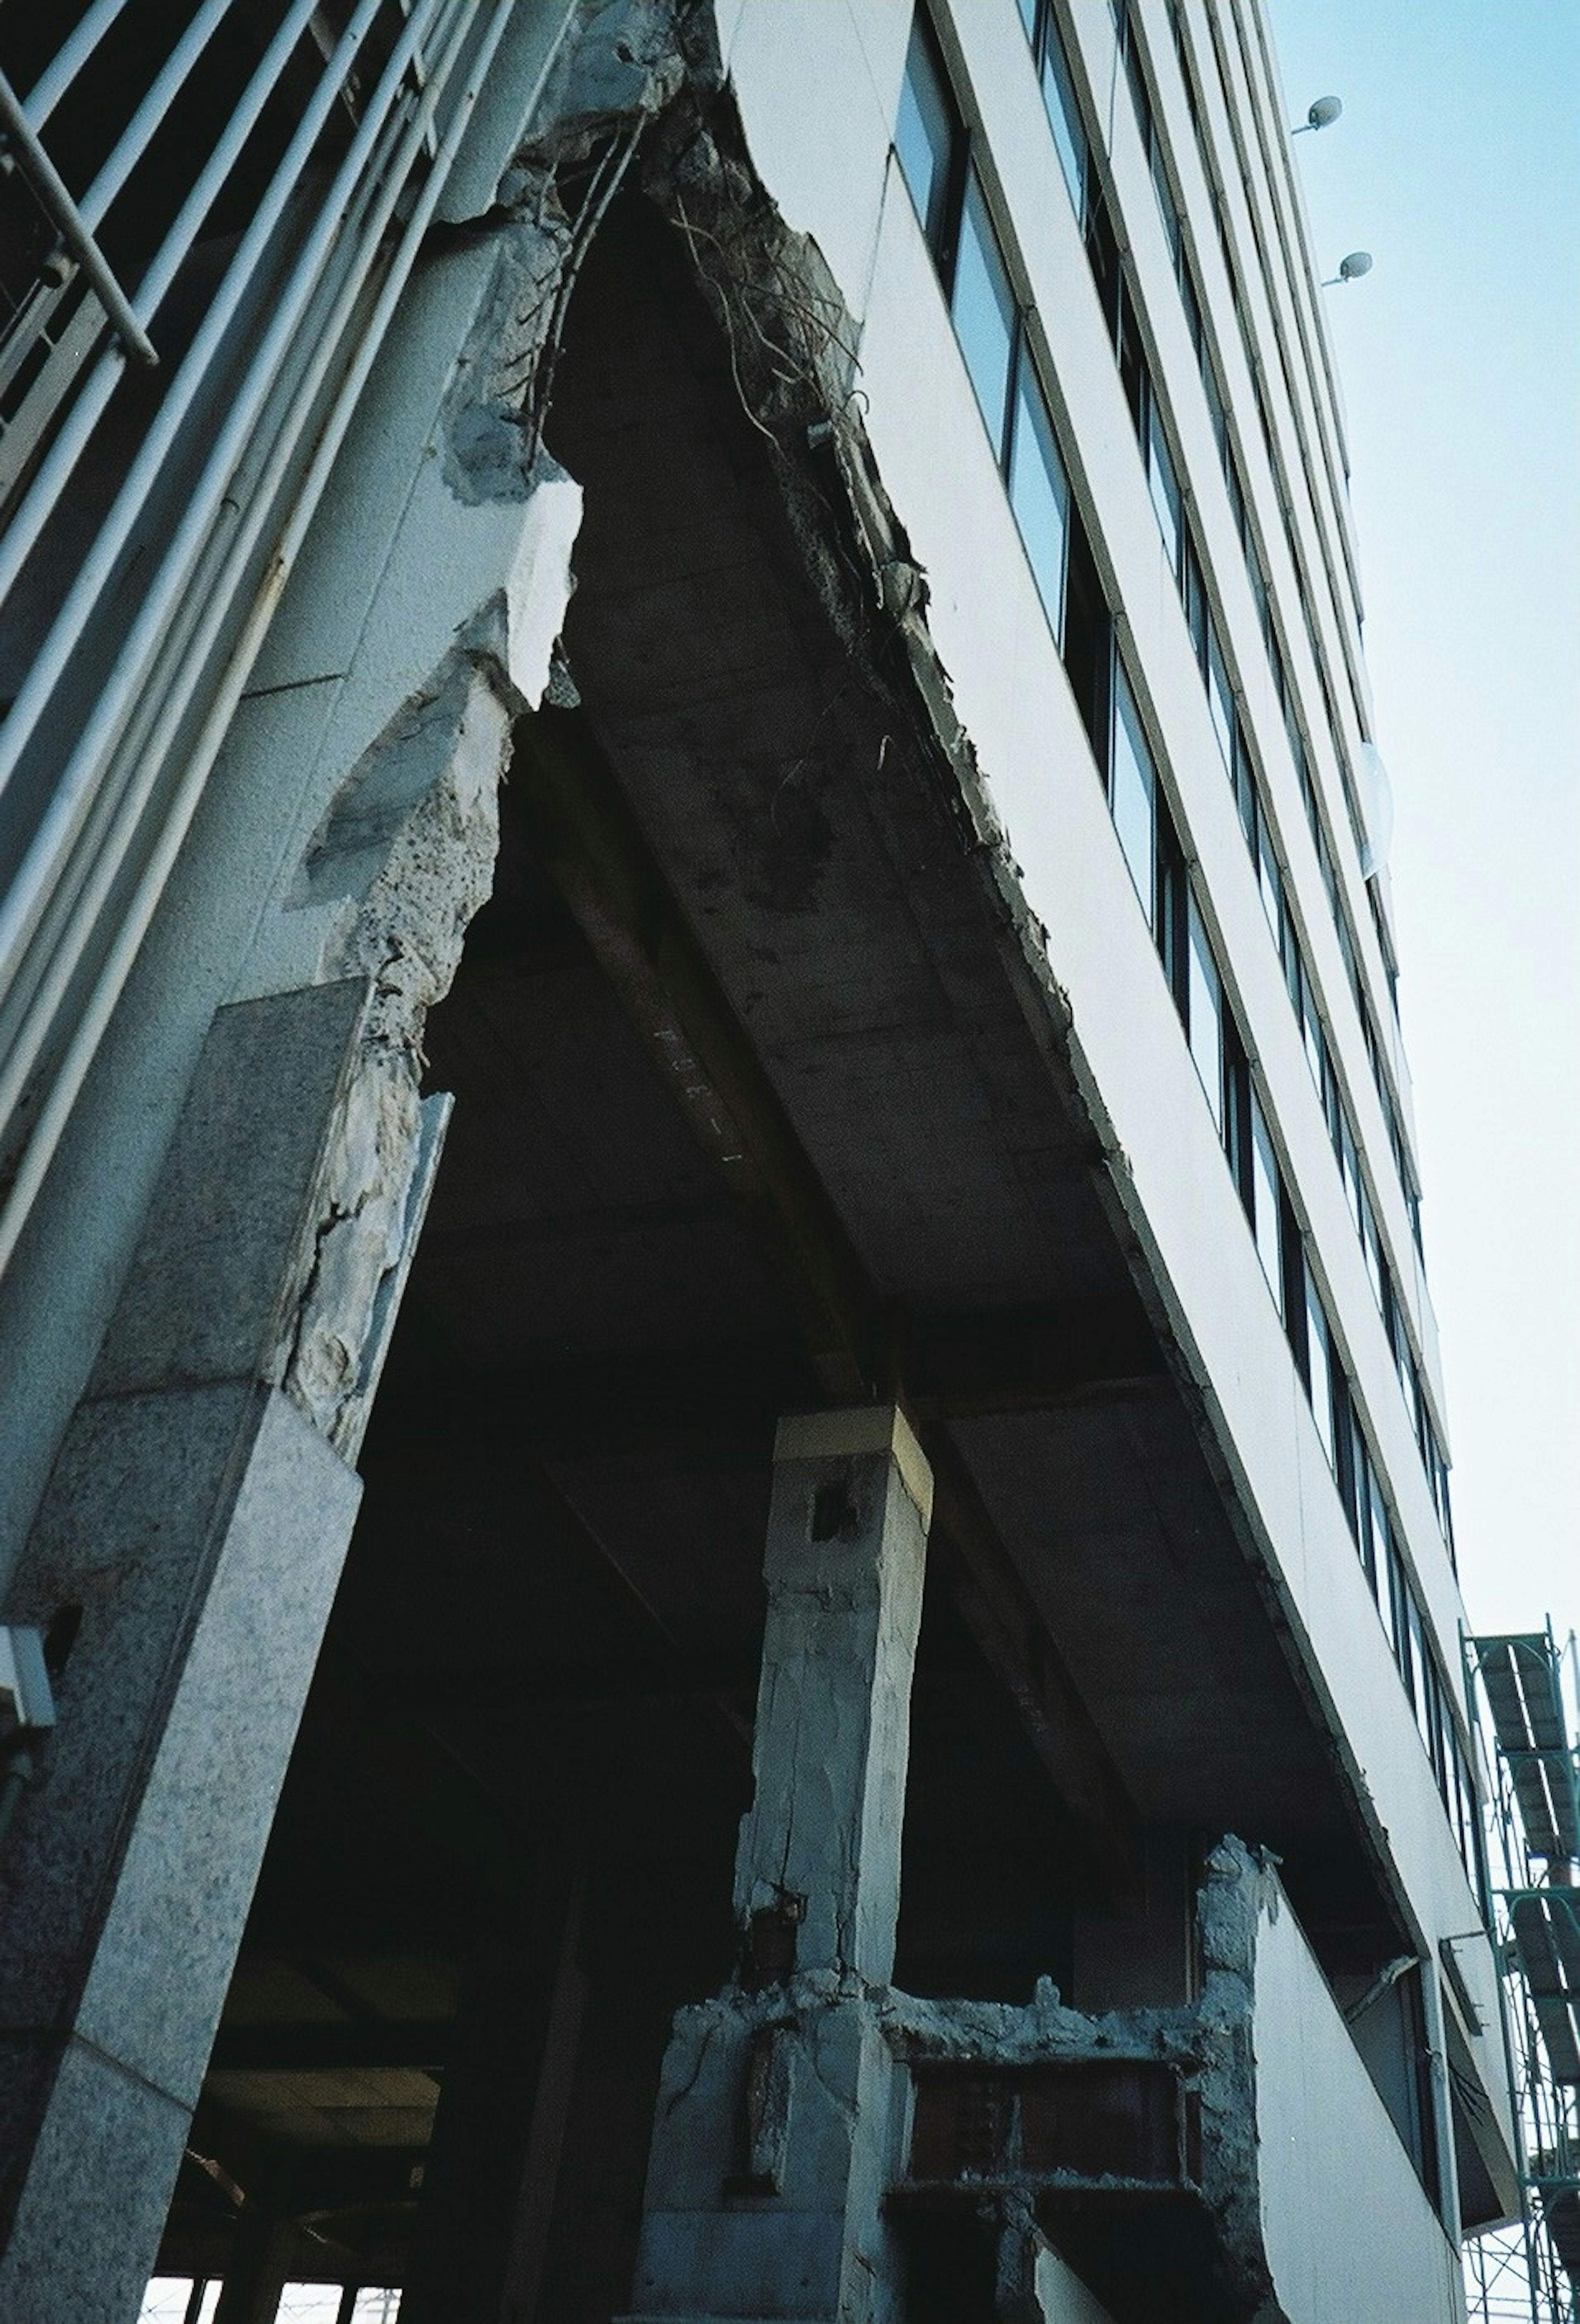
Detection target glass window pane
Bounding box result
[1406,1597,1433,1750]
[1257,815,1281,945]
[1147,400,1181,579]
[1251,1092,1282,1311]
[1182,535,1207,665]
[140,2287,203,2324]
[1388,1546,1412,1687]
[1322,1041,1343,1151]
[1340,1112,1362,1232]
[1250,551,1270,641]
[1039,20,1087,215]
[1207,623,1234,771]
[276,2291,346,2324]
[1376,1507,1400,1655]
[1152,143,1181,264]
[1008,368,1070,638]
[1360,1185,1384,1307]
[1227,457,1247,545]
[1351,1425,1378,1590]
[953,173,1017,461]
[896,21,957,256]
[1187,894,1222,1129]
[1204,358,1228,459]
[1111,669,1156,924]
[1236,750,1257,852]
[1305,1269,1335,1468]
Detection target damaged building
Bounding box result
[0,0,1519,2318]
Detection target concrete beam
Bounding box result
[504,711,1155,1903]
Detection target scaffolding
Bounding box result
[1465,1628,1580,2324]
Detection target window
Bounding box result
[1256,814,1282,946]
[1377,1515,1401,1659]
[1084,185,1123,352]
[1339,1112,1362,1235]
[1389,1547,1415,1697]
[1181,533,1207,665]
[954,172,1017,455]
[1406,1594,1434,1752]
[1113,0,1181,265]
[1304,1267,1336,1469]
[1111,668,1157,922]
[1033,5,1087,214]
[1187,894,1222,1129]
[902,7,1456,1567]
[896,16,962,263]
[1008,367,1071,639]
[1250,1092,1282,1309]
[1346,1410,1378,1591]
[1146,400,1182,580]
[1206,624,1234,771]
[1062,507,1112,761]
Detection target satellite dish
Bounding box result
[1306,94,1343,131]
[1338,250,1373,282]
[1357,741,1394,880]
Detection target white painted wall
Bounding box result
[1255,1883,1466,2323]
[1035,2242,1118,2324]
[722,0,1507,2161]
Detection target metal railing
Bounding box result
[0,0,522,1276]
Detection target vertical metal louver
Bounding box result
[0,0,522,1273]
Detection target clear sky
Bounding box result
[1264,1,1580,1641]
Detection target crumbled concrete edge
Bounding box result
[632,32,1378,1933]
[258,0,1119,1462]
[650,1837,1283,2312]
[630,63,1180,1341]
[267,2,694,1456]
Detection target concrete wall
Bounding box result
[1255,1884,1466,2323]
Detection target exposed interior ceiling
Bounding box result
[161,186,1412,2310]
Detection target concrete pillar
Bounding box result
[734,1406,934,1988]
[0,981,428,2322]
[623,1406,932,2324]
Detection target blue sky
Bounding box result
[1265,0,1580,1637]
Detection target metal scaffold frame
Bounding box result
[1465,1627,1580,2324]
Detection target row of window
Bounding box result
[1104,0,1421,1223]
[1152,0,1415,1108]
[1155,3,1369,825]
[1183,1,1370,703]
[894,11,1477,1889]
[1008,0,1451,1548]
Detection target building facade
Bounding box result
[0,1,1519,2318]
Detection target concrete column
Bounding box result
[623,1406,932,2324]
[0,981,424,2322]
[734,1405,933,1988]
